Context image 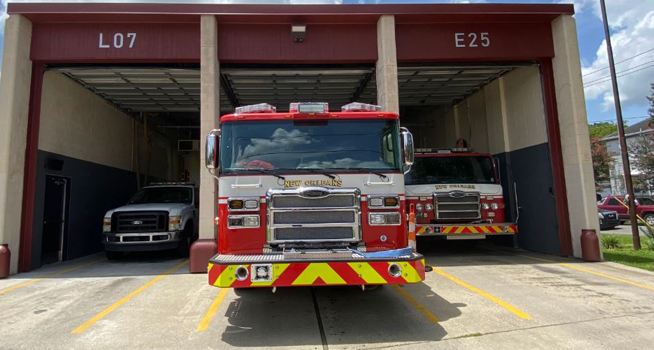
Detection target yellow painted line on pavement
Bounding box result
[560,263,654,292]
[484,247,654,293]
[432,267,532,320]
[197,288,230,331]
[72,260,188,334]
[0,259,104,295]
[391,284,440,324]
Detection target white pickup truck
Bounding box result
[101,183,199,260]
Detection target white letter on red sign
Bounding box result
[99,33,110,48]
[455,33,465,48]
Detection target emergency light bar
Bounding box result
[289,102,329,114]
[234,103,276,114]
[415,148,471,153]
[341,102,382,112]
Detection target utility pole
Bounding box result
[600,0,641,250]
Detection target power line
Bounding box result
[583,47,654,77]
[584,61,654,87]
[584,59,654,85]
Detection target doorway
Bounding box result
[41,175,70,265]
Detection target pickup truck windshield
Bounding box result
[129,187,193,205]
[405,156,496,185]
[220,119,401,174]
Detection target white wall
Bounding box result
[39,71,176,181]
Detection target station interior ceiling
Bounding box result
[52,63,523,140]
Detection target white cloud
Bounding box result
[0,0,8,37]
[577,1,654,112]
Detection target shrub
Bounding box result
[602,235,621,249]
[642,225,654,251]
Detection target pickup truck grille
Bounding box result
[268,188,360,244]
[434,192,481,221]
[112,211,168,233]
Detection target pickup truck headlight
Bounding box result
[169,216,182,231]
[103,217,112,232]
[598,212,604,219]
[368,212,401,226]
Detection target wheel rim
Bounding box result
[648,217,654,225]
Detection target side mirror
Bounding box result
[400,127,414,173]
[494,157,501,183]
[205,129,220,170]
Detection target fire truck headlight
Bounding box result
[244,216,260,227]
[384,197,399,207]
[369,198,384,207]
[169,216,182,231]
[369,213,401,226]
[228,215,260,228]
[228,199,244,210]
[425,203,434,211]
[244,199,260,210]
[491,203,499,210]
[482,203,490,210]
[415,204,423,212]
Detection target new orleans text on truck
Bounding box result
[204,102,426,289]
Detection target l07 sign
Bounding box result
[32,23,200,62]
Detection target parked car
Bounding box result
[597,195,654,225]
[101,183,199,260]
[598,209,620,230]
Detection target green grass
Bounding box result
[601,234,654,272]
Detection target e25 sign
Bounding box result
[455,32,490,48]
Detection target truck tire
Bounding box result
[645,214,654,226]
[105,251,122,260]
[176,223,192,257]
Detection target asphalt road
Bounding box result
[601,224,650,236]
[2,243,654,350]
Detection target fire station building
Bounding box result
[0,1,598,274]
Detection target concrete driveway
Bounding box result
[1,244,654,350]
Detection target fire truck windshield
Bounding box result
[404,155,496,185]
[219,119,401,174]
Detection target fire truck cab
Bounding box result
[204,102,425,289]
[405,149,517,239]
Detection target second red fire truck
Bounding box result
[204,102,425,289]
[404,149,517,239]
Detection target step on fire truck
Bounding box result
[404,148,517,239]
[204,102,425,289]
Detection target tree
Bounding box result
[591,137,612,190]
[630,134,654,193]
[589,122,618,140]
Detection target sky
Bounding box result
[0,0,653,125]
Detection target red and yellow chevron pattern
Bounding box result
[416,224,517,235]
[208,259,426,288]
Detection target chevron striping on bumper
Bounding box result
[348,262,387,284]
[292,263,347,285]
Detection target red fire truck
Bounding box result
[204,102,425,289]
[404,149,517,239]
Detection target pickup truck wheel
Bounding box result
[176,225,192,257]
[645,214,654,226]
[105,251,122,260]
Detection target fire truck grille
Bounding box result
[272,195,355,208]
[268,189,360,243]
[274,227,355,241]
[273,211,355,225]
[434,193,481,221]
[112,211,168,233]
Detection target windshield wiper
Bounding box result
[239,168,286,181]
[331,168,388,180]
[297,168,336,179]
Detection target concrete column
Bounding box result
[376,15,399,114]
[551,15,600,258]
[0,15,33,274]
[199,15,220,240]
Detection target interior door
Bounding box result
[42,175,69,265]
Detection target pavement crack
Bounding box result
[311,288,329,350]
